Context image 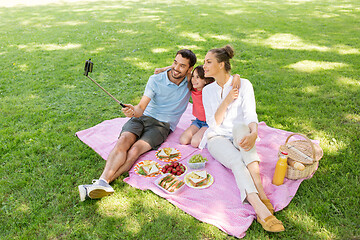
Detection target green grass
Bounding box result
[1,0,359,239]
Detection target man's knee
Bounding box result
[116,132,137,151]
[111,143,124,155]
[127,142,150,162]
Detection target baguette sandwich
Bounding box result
[287,158,305,171]
[158,174,184,193]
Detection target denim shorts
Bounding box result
[191,118,209,129]
[120,115,171,150]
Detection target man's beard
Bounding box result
[171,69,186,79]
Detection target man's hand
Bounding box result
[122,96,150,118]
[239,132,257,151]
[154,66,171,74]
[122,104,135,118]
[154,68,163,74]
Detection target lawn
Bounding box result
[0,0,359,239]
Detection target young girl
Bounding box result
[202,45,285,232]
[154,65,240,148]
[179,65,214,148]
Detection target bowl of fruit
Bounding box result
[188,154,207,169]
[161,162,187,177]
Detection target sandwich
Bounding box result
[157,148,180,159]
[158,174,184,193]
[139,163,159,176]
[188,170,209,187]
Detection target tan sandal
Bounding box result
[257,215,285,232]
[261,198,274,214]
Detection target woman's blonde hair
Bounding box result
[209,45,234,72]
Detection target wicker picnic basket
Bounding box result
[279,133,323,180]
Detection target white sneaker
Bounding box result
[78,179,114,201]
[78,185,88,202]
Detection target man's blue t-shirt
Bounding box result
[143,69,190,131]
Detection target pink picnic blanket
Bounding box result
[76,104,319,238]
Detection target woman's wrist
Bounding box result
[250,131,258,140]
[224,96,232,106]
[248,123,258,137]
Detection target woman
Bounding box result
[202,45,285,232]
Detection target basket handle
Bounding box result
[284,133,316,161]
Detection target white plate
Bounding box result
[134,160,162,177]
[184,171,214,189]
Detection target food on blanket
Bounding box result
[161,162,186,176]
[138,163,160,176]
[189,154,208,163]
[157,148,180,159]
[287,158,305,171]
[158,174,185,193]
[134,160,162,177]
[187,170,210,187]
[188,154,207,169]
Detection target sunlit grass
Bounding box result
[16,43,82,51]
[177,45,203,51]
[285,60,349,72]
[266,33,329,51]
[180,32,207,42]
[337,76,360,87]
[205,33,234,41]
[242,32,360,55]
[345,113,360,123]
[151,47,171,53]
[285,208,337,239]
[123,57,155,70]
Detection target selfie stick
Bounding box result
[83,59,126,108]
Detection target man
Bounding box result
[78,49,196,201]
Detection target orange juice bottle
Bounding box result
[272,152,288,186]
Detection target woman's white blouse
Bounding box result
[202,76,258,139]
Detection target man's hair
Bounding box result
[176,49,197,67]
